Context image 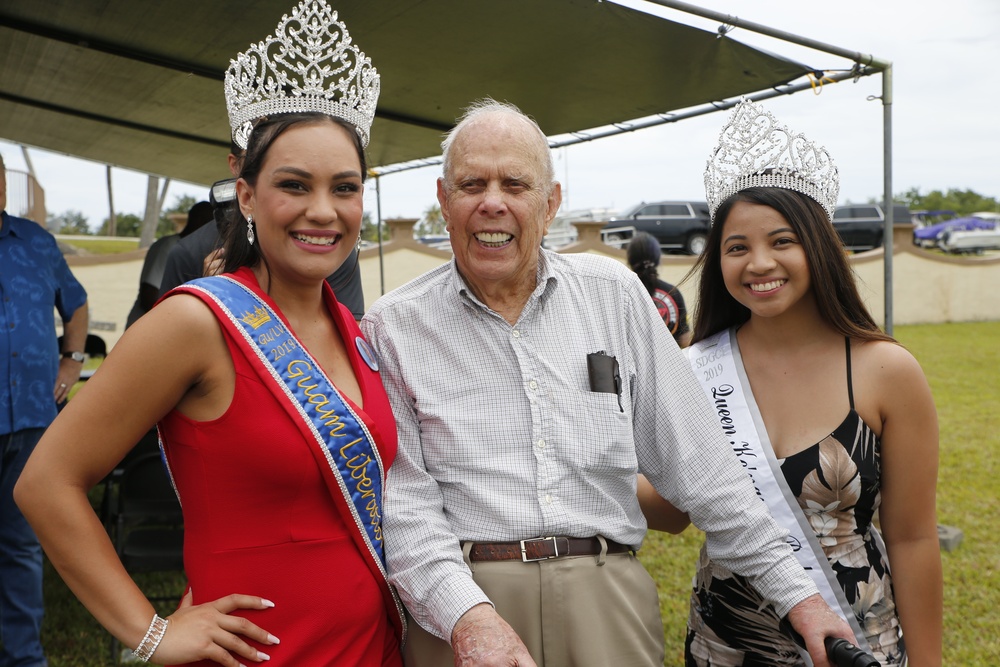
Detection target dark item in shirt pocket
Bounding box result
[587,351,623,411]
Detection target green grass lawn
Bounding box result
[59,237,140,255]
[26,321,1000,665]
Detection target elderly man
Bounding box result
[362,100,851,667]
[1,152,88,666]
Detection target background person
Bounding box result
[1,151,89,667]
[680,99,942,666]
[626,231,691,347]
[362,99,854,667]
[125,200,213,328]
[15,3,403,664]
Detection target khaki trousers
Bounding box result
[403,548,664,667]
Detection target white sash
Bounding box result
[687,328,871,658]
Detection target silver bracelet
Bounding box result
[133,613,169,662]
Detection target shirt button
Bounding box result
[544,494,552,504]
[528,380,538,391]
[512,330,521,338]
[537,439,545,449]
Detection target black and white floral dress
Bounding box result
[685,342,905,666]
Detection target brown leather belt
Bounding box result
[466,536,632,563]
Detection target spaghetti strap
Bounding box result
[845,337,855,409]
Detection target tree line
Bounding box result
[48,194,201,238]
[877,188,998,220]
[46,188,998,241]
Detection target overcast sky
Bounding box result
[2,0,998,229]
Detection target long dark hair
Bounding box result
[690,187,894,345]
[221,113,367,278]
[626,232,662,296]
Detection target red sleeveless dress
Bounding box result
[159,269,402,666]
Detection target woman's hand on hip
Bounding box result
[151,591,279,666]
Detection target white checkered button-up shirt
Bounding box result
[362,250,816,641]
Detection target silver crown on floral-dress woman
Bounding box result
[704,99,840,221]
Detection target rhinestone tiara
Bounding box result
[224,0,380,149]
[704,99,839,221]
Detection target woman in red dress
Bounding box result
[14,4,404,664]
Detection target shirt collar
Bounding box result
[0,211,17,239]
[447,249,561,313]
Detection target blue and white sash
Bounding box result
[687,328,871,659]
[175,275,405,642]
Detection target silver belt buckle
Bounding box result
[520,536,559,562]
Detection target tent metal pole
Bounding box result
[374,173,385,297]
[882,66,894,335]
[638,0,891,70]
[546,72,867,147]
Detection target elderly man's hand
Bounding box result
[203,247,225,278]
[786,594,856,667]
[451,603,537,667]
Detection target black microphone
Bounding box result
[824,637,879,667]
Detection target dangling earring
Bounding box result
[246,214,255,246]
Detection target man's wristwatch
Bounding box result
[62,351,85,363]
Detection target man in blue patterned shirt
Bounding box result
[0,153,88,666]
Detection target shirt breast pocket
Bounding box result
[570,389,635,473]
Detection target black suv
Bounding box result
[832,204,911,252]
[601,201,712,255]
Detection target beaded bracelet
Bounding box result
[133,613,169,662]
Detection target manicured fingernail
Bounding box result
[261,599,275,608]
[257,651,270,661]
[267,634,280,644]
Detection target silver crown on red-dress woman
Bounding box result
[224,0,380,149]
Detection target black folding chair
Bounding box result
[99,429,161,534]
[113,452,184,572]
[108,449,185,663]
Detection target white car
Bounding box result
[938,213,1000,254]
[544,208,618,249]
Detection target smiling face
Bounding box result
[438,112,561,307]
[719,200,815,320]
[236,119,363,288]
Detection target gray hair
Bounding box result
[441,98,555,191]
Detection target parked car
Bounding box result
[939,226,1000,254]
[601,201,711,255]
[913,215,1000,254]
[831,204,911,252]
[912,216,993,248]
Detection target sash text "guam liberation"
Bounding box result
[287,359,382,542]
